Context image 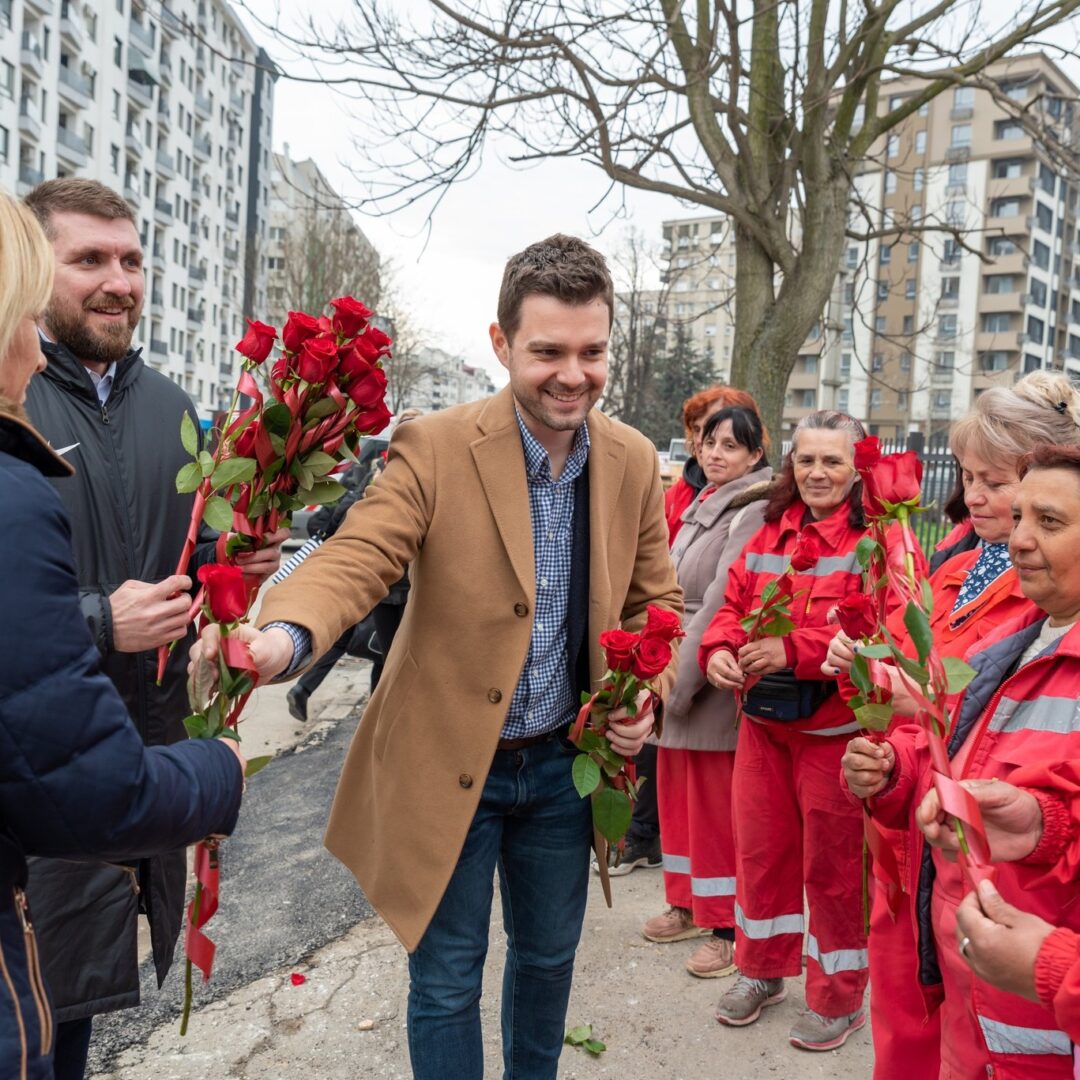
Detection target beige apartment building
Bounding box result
[649,53,1080,442]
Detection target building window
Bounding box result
[934,391,951,409]
[905,279,917,299]
[942,238,961,264]
[992,158,1024,179]
[872,353,884,372]
[1029,277,1047,306]
[870,389,882,408]
[876,316,886,334]
[887,135,899,158]
[954,86,974,109]
[913,168,925,191]
[951,124,972,147]
[898,390,909,408]
[0,125,8,165]
[113,37,123,67]
[937,351,955,370]
[902,315,914,334]
[1027,315,1045,344]
[918,101,929,117]
[939,314,957,339]
[948,161,968,186]
[1035,202,1053,232]
[1032,240,1050,270]
[988,236,1018,256]
[884,170,897,194]
[981,351,1010,372]
[900,352,912,372]
[908,242,919,263]
[840,353,852,377]
[880,244,892,265]
[838,389,850,411]
[110,143,120,173]
[982,312,1011,333]
[990,197,1022,217]
[877,280,889,302]
[942,277,961,300]
[915,131,926,154]
[994,119,1024,140]
[1038,163,1056,195]
[0,61,13,100]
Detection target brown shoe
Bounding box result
[641,906,710,944]
[686,936,736,978]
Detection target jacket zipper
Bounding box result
[0,892,28,1080]
[13,889,52,1057]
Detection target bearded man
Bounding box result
[22,179,286,1079]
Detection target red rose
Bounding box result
[835,593,878,640]
[348,328,392,363]
[270,357,289,385]
[295,334,340,384]
[853,436,881,473]
[233,420,259,459]
[338,343,377,381]
[789,533,822,572]
[330,296,373,338]
[642,605,684,643]
[352,399,393,435]
[861,450,923,518]
[599,628,640,673]
[197,563,255,623]
[235,319,277,364]
[632,636,672,680]
[282,311,322,354]
[346,364,388,409]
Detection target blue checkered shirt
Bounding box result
[501,411,590,739]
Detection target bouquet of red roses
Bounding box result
[156,296,392,682]
[570,605,683,848]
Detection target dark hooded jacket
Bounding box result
[23,342,219,1021]
[0,410,241,1075]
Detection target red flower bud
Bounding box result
[197,563,256,624]
[235,319,277,364]
[330,296,373,338]
[860,450,923,519]
[853,436,882,473]
[599,628,639,673]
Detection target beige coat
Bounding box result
[660,469,772,752]
[257,387,683,950]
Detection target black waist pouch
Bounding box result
[743,668,834,722]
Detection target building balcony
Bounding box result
[229,90,244,114]
[980,290,1023,313]
[20,32,42,71]
[187,308,203,330]
[124,124,143,156]
[985,250,1029,276]
[988,174,1035,200]
[127,75,153,110]
[122,180,141,209]
[975,330,1021,353]
[18,99,40,140]
[128,17,155,57]
[986,213,1029,237]
[225,207,239,229]
[154,198,174,226]
[950,105,974,121]
[150,338,168,358]
[59,3,84,50]
[197,4,208,32]
[16,164,44,196]
[151,291,165,315]
[155,147,177,179]
[193,133,211,161]
[188,264,206,285]
[157,97,171,130]
[151,248,166,273]
[195,48,206,77]
[158,52,173,87]
[160,6,183,38]
[194,92,211,120]
[224,244,239,264]
[944,144,971,163]
[55,124,88,166]
[24,0,54,15]
[57,64,93,109]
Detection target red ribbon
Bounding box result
[185,840,220,981]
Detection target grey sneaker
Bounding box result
[715,976,786,1026]
[788,1008,866,1051]
[591,834,662,877]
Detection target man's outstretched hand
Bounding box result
[188,624,297,690]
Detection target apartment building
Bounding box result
[0,0,276,420]
[644,54,1080,441]
[264,149,380,331]
[407,345,497,413]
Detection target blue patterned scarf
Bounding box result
[951,542,1011,624]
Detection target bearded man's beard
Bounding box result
[44,295,139,365]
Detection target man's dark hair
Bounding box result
[497,234,614,343]
[24,178,136,238]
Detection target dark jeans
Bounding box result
[53,1016,93,1080]
[406,735,593,1080]
[628,742,659,843]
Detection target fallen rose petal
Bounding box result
[290,973,307,986]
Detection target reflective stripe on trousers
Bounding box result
[807,933,868,975]
[977,1015,1072,1057]
[735,903,805,939]
[662,854,735,897]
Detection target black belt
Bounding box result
[496,728,563,752]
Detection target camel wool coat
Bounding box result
[257,387,683,951]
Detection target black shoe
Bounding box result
[287,687,309,723]
[593,834,662,877]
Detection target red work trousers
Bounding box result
[868,879,941,1079]
[732,717,868,1017]
[657,746,736,929]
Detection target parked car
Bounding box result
[658,437,690,488]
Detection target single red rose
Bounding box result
[289,973,306,987]
[861,450,923,518]
[642,605,685,643]
[197,563,255,623]
[234,319,277,364]
[352,399,393,435]
[835,593,878,640]
[853,436,882,474]
[599,628,640,673]
[632,636,672,680]
[364,325,392,350]
[789,533,822,572]
[339,343,378,382]
[348,331,390,364]
[281,311,322,354]
[295,334,339,384]
[330,296,373,338]
[346,364,388,409]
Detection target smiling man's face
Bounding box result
[489,293,609,442]
[41,211,144,369]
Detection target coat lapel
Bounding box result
[585,411,626,660]
[470,390,535,601]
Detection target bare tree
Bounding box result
[376,264,442,412]
[240,0,1080,442]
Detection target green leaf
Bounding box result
[176,461,203,494]
[894,650,930,686]
[305,397,340,421]
[854,701,894,732]
[761,614,795,637]
[262,402,292,437]
[198,449,215,478]
[180,411,199,457]
[244,755,273,778]
[592,786,633,844]
[572,754,602,798]
[183,713,210,739]
[203,494,235,532]
[211,456,257,491]
[903,602,933,664]
[575,729,603,753]
[760,580,778,604]
[583,1039,607,1055]
[302,451,338,477]
[921,577,935,613]
[305,480,347,506]
[564,1025,592,1046]
[942,656,977,695]
[855,536,880,569]
[848,654,872,694]
[857,643,893,659]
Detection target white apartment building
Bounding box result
[407,345,497,412]
[0,0,277,420]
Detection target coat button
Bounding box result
[459,774,473,789]
[487,688,503,704]
[514,602,528,617]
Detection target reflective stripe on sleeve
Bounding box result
[806,934,869,975]
[988,696,1080,736]
[735,903,805,939]
[745,552,861,577]
[977,1016,1072,1056]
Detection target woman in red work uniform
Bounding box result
[829,372,1080,1078]
[844,439,1080,1079]
[700,410,918,1052]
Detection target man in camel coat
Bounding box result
[196,234,682,1079]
